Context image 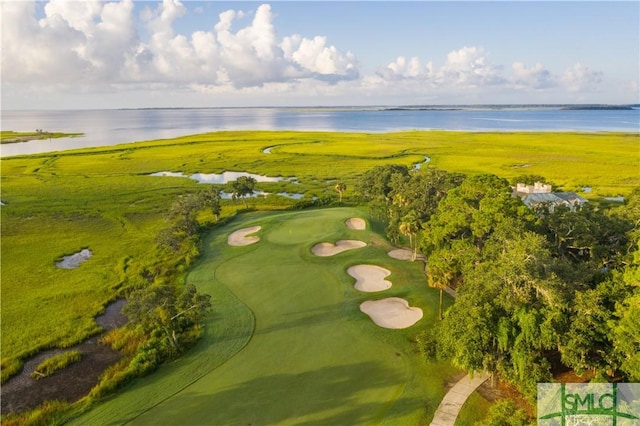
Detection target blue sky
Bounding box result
[2,1,638,109]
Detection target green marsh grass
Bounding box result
[31,350,82,380]
[1,131,83,144]
[1,130,636,421]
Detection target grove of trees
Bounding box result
[359,165,640,400]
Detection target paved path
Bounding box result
[430,371,491,426]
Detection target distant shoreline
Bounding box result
[3,107,638,157]
[0,131,83,145]
[560,105,635,111]
[112,104,638,112]
[2,104,637,113]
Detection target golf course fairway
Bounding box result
[69,207,454,425]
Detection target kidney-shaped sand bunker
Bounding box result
[348,265,392,292]
[311,240,366,256]
[360,297,423,329]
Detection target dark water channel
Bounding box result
[1,300,127,415]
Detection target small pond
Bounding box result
[219,191,308,200]
[604,196,625,202]
[56,249,92,269]
[149,171,298,184]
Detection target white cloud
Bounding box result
[1,0,358,92]
[561,63,603,92]
[440,46,503,86]
[377,56,431,80]
[373,47,608,102]
[1,0,138,84]
[1,1,615,107]
[511,62,555,90]
[376,47,503,89]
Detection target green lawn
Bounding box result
[68,208,455,425]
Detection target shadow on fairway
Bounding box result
[138,361,419,425]
[254,301,347,336]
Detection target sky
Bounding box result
[1,0,639,109]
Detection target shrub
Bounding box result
[414,330,438,361]
[474,399,532,426]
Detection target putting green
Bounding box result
[69,208,453,425]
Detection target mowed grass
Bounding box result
[1,130,635,421]
[68,208,455,425]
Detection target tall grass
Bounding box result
[30,350,83,380]
[1,130,636,421]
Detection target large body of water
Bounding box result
[1,106,638,157]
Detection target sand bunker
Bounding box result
[387,249,425,261]
[345,218,366,230]
[360,298,423,329]
[348,265,392,292]
[311,240,366,256]
[56,249,93,269]
[228,226,261,246]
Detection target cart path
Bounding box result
[430,371,491,426]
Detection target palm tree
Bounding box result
[399,211,421,261]
[425,249,457,320]
[335,182,346,202]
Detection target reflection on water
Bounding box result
[413,156,431,170]
[149,171,297,184]
[219,191,306,200]
[2,107,638,157]
[277,192,305,199]
[150,171,306,199]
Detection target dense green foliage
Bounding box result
[473,400,532,426]
[361,164,640,401]
[1,130,637,423]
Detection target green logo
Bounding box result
[538,383,640,425]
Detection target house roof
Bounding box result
[554,192,586,204]
[520,192,587,210]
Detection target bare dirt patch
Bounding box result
[345,218,366,230]
[228,226,261,246]
[360,297,423,329]
[347,265,392,292]
[311,240,366,256]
